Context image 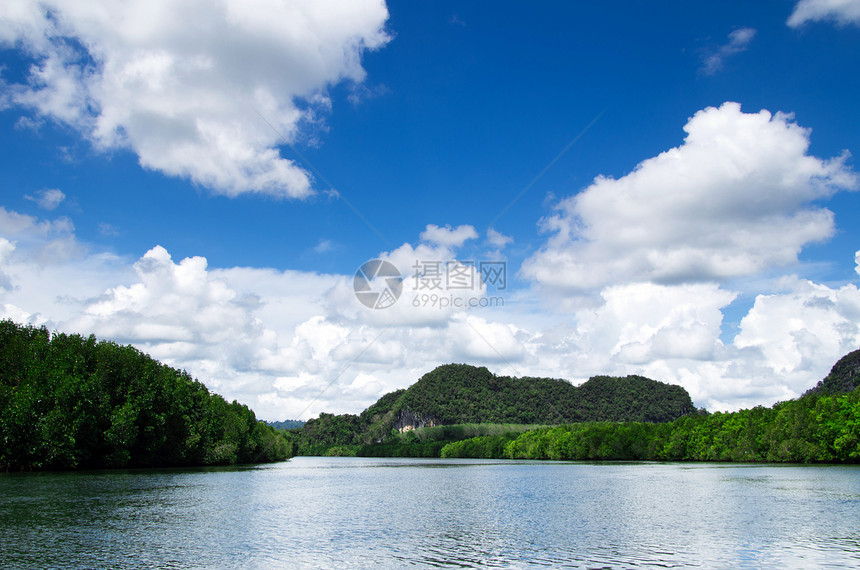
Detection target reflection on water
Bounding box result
[2,458,860,568]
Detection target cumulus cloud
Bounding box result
[576,283,737,365]
[70,246,252,345]
[40,227,520,417]
[788,0,860,27]
[24,188,66,210]
[513,273,860,411]
[0,0,390,198]
[735,278,860,368]
[522,102,857,292]
[442,315,524,365]
[733,277,860,389]
[700,28,756,76]
[3,203,860,418]
[419,224,479,248]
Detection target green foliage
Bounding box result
[289,364,696,457]
[358,423,542,459]
[399,423,544,443]
[359,388,406,443]
[388,364,697,427]
[286,412,364,455]
[287,353,860,463]
[292,364,699,455]
[0,320,291,471]
[436,388,860,463]
[285,388,412,454]
[440,435,519,458]
[323,445,358,457]
[576,375,697,422]
[291,364,696,455]
[357,440,449,458]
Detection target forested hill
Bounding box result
[387,364,697,427]
[805,348,860,396]
[0,320,291,471]
[295,364,698,451]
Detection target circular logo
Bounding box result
[353,259,403,309]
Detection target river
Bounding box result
[2,457,859,568]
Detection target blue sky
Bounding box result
[1,0,860,419]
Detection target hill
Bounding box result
[383,364,696,427]
[266,419,306,430]
[804,348,860,396]
[293,363,698,452]
[0,320,291,471]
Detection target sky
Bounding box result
[2,0,860,420]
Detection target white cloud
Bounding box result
[68,246,257,347]
[0,213,131,325]
[313,239,334,254]
[448,314,526,364]
[419,224,479,248]
[486,228,513,249]
[0,238,15,291]
[576,282,737,365]
[700,28,756,76]
[15,228,511,417]
[788,0,860,27]
[513,274,860,411]
[734,277,860,376]
[329,240,487,328]
[0,206,86,264]
[24,188,66,210]
[3,204,860,419]
[522,102,857,292]
[0,207,71,240]
[0,0,390,198]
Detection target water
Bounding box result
[2,458,860,569]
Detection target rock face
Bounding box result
[805,348,860,396]
[393,408,438,432]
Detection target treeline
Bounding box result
[287,423,545,458]
[288,364,699,453]
[0,320,291,471]
[285,388,409,455]
[440,387,860,463]
[359,423,543,458]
